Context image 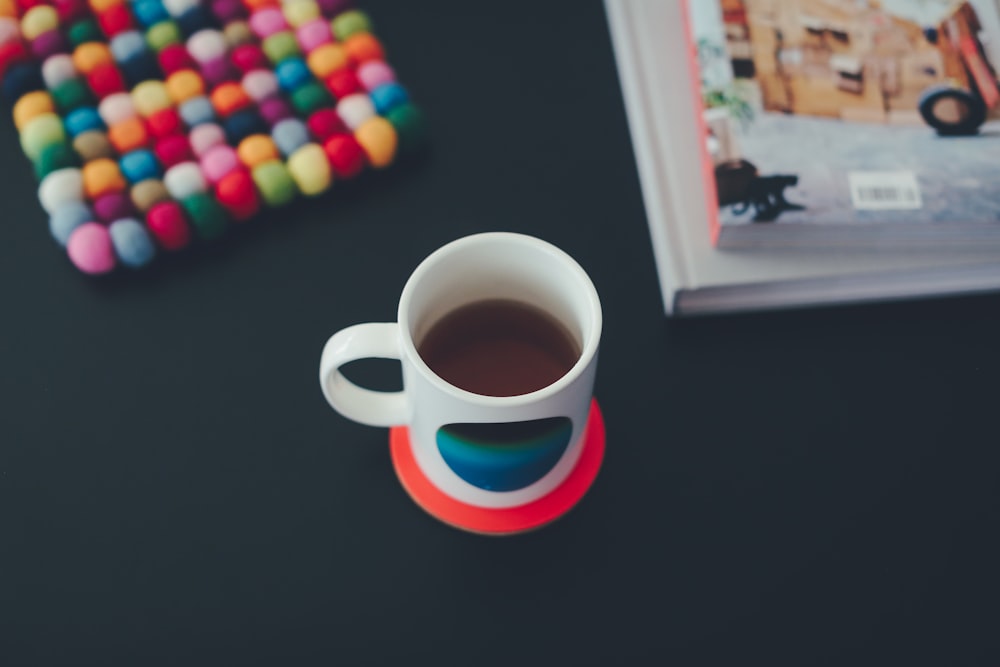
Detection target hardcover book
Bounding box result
[605,0,1000,315]
[692,0,1000,249]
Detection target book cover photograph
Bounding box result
[691,0,1000,247]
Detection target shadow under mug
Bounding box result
[319,232,602,509]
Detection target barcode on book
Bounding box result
[849,171,922,210]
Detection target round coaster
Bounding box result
[389,399,605,536]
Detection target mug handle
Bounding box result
[319,322,410,427]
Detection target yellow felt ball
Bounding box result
[165,69,204,104]
[132,80,172,117]
[20,113,66,161]
[13,90,55,130]
[306,43,347,79]
[21,5,59,41]
[283,0,319,28]
[286,143,331,195]
[353,117,396,168]
[236,134,278,168]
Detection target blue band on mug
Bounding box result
[436,417,572,492]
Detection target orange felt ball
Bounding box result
[13,91,55,130]
[242,0,277,11]
[83,157,127,198]
[236,134,278,168]
[342,32,383,65]
[209,81,251,117]
[306,42,347,79]
[165,69,205,104]
[107,116,149,153]
[88,0,123,13]
[72,42,113,74]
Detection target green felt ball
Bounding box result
[331,10,371,41]
[251,161,297,208]
[289,82,330,116]
[262,32,300,64]
[384,103,427,154]
[21,114,68,162]
[146,21,182,52]
[67,19,102,47]
[181,192,228,239]
[51,78,95,113]
[34,142,81,180]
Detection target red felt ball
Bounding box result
[98,4,135,37]
[146,201,191,250]
[325,68,361,100]
[154,134,193,168]
[0,41,29,79]
[147,107,182,138]
[306,108,347,141]
[158,44,196,76]
[322,133,366,178]
[15,0,44,11]
[230,44,268,74]
[214,169,259,220]
[87,63,127,98]
[54,0,89,22]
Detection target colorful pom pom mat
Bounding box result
[388,400,606,536]
[1,0,424,274]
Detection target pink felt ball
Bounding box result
[295,19,330,52]
[66,222,117,274]
[200,144,240,183]
[248,7,287,38]
[189,122,226,157]
[356,60,395,92]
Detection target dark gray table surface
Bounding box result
[2,2,999,665]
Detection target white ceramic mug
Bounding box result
[319,232,602,509]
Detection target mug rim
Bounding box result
[397,232,603,407]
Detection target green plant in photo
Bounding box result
[697,37,755,127]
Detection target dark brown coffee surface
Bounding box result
[417,299,581,397]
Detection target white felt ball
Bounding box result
[241,70,278,102]
[98,92,137,126]
[186,29,227,64]
[39,168,84,214]
[164,162,207,199]
[335,93,375,131]
[41,54,77,90]
[162,0,199,18]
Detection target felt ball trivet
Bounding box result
[0,0,425,275]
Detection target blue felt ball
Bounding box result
[132,0,170,28]
[275,58,312,92]
[64,107,105,137]
[49,201,94,246]
[223,109,268,145]
[120,149,162,184]
[369,83,409,115]
[271,118,310,157]
[110,31,148,63]
[176,6,214,36]
[109,218,157,268]
[2,62,45,103]
[179,95,216,127]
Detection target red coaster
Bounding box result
[389,399,605,535]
